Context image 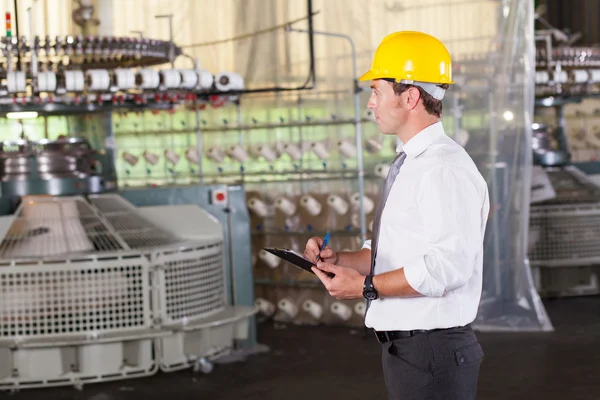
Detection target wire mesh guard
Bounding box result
[529,168,600,266]
[0,195,182,259]
[529,205,600,265]
[0,261,149,338]
[160,243,226,324]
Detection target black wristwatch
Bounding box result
[363,274,379,300]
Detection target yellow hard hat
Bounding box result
[359,31,453,100]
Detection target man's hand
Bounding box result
[312,261,364,300]
[304,236,338,264]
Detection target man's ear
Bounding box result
[406,86,422,111]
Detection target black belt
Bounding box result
[374,330,428,343]
[374,325,467,343]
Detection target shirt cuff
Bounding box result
[362,240,372,250]
[403,256,445,297]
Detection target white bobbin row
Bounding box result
[114,69,135,90]
[160,69,182,89]
[86,69,111,91]
[179,70,199,89]
[64,70,85,92]
[37,71,57,92]
[136,69,160,89]
[7,71,26,93]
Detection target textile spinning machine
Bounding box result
[0,12,256,389]
[0,136,257,390]
[529,27,600,297]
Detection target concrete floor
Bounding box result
[10,296,600,400]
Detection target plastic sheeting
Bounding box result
[469,0,553,331]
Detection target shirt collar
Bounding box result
[395,121,446,159]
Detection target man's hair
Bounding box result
[391,82,449,118]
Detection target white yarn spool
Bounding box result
[206,146,225,163]
[64,70,85,92]
[122,152,139,166]
[327,194,349,215]
[284,143,303,161]
[278,298,299,318]
[197,69,214,89]
[274,142,286,157]
[160,69,182,89]
[164,149,180,165]
[215,72,244,91]
[311,141,330,160]
[179,69,198,89]
[354,302,366,317]
[247,144,262,160]
[374,163,391,178]
[338,139,357,157]
[85,69,111,91]
[143,151,159,165]
[553,70,568,83]
[7,71,26,93]
[351,193,374,214]
[330,302,352,321]
[257,144,278,162]
[136,69,160,89]
[185,148,199,164]
[275,197,296,216]
[227,144,249,162]
[258,249,280,268]
[589,69,600,83]
[247,197,269,218]
[300,195,322,216]
[365,138,383,154]
[571,70,589,83]
[255,298,275,317]
[114,68,135,90]
[37,71,57,92]
[535,71,549,84]
[303,300,324,320]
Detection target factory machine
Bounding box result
[529,23,600,297]
[0,7,257,389]
[0,137,257,390]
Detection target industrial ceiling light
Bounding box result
[6,111,38,119]
[502,110,514,121]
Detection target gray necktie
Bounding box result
[370,151,407,276]
[365,151,406,313]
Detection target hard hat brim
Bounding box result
[358,70,376,81]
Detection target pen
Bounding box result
[316,232,331,262]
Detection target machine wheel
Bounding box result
[194,357,214,374]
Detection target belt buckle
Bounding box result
[374,330,390,344]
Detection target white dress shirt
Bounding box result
[363,121,490,331]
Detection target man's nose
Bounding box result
[367,95,376,109]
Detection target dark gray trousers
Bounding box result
[381,325,483,400]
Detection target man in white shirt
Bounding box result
[304,31,490,399]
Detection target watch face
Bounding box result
[364,290,378,300]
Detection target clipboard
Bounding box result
[262,247,335,278]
